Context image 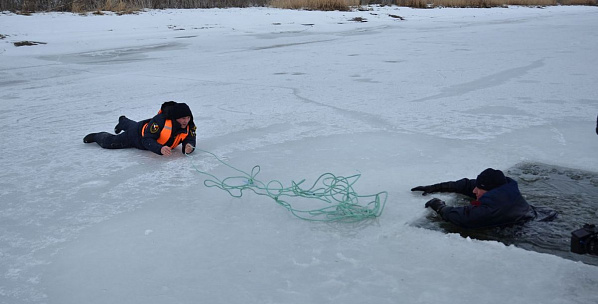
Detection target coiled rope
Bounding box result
[187,149,387,222]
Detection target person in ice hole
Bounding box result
[411,168,536,229]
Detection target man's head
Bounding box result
[473,168,507,200]
[170,103,192,119]
[170,103,193,128]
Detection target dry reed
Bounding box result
[269,0,360,10]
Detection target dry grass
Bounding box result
[2,0,269,13]
[505,0,558,5]
[395,0,429,7]
[431,0,597,6]
[432,0,495,6]
[423,0,559,7]
[101,0,143,13]
[269,0,360,10]
[559,0,597,4]
[70,0,148,14]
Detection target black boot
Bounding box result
[83,133,98,143]
[114,115,127,134]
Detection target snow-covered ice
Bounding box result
[1,5,598,304]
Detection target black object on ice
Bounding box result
[571,224,598,255]
[83,133,96,143]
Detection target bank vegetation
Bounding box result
[1,0,596,14]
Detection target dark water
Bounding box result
[412,162,598,266]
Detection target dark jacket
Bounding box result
[438,177,535,229]
[139,113,196,155]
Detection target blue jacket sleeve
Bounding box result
[438,204,494,229]
[449,178,477,199]
[181,125,197,154]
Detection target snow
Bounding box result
[1,5,598,304]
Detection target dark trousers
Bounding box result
[94,117,144,150]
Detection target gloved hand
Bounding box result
[425,198,446,213]
[411,185,440,196]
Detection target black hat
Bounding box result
[169,103,192,120]
[476,168,507,191]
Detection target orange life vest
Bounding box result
[142,119,189,149]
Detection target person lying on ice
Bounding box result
[411,168,536,229]
[83,101,196,156]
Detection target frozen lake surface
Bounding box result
[1,5,598,304]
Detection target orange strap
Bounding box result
[142,120,189,149]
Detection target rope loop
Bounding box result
[187,149,387,222]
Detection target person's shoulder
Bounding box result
[482,180,521,203]
[504,177,521,189]
[151,113,167,123]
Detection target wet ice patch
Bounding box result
[80,180,110,188]
[39,42,185,65]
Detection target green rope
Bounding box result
[187,149,387,222]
